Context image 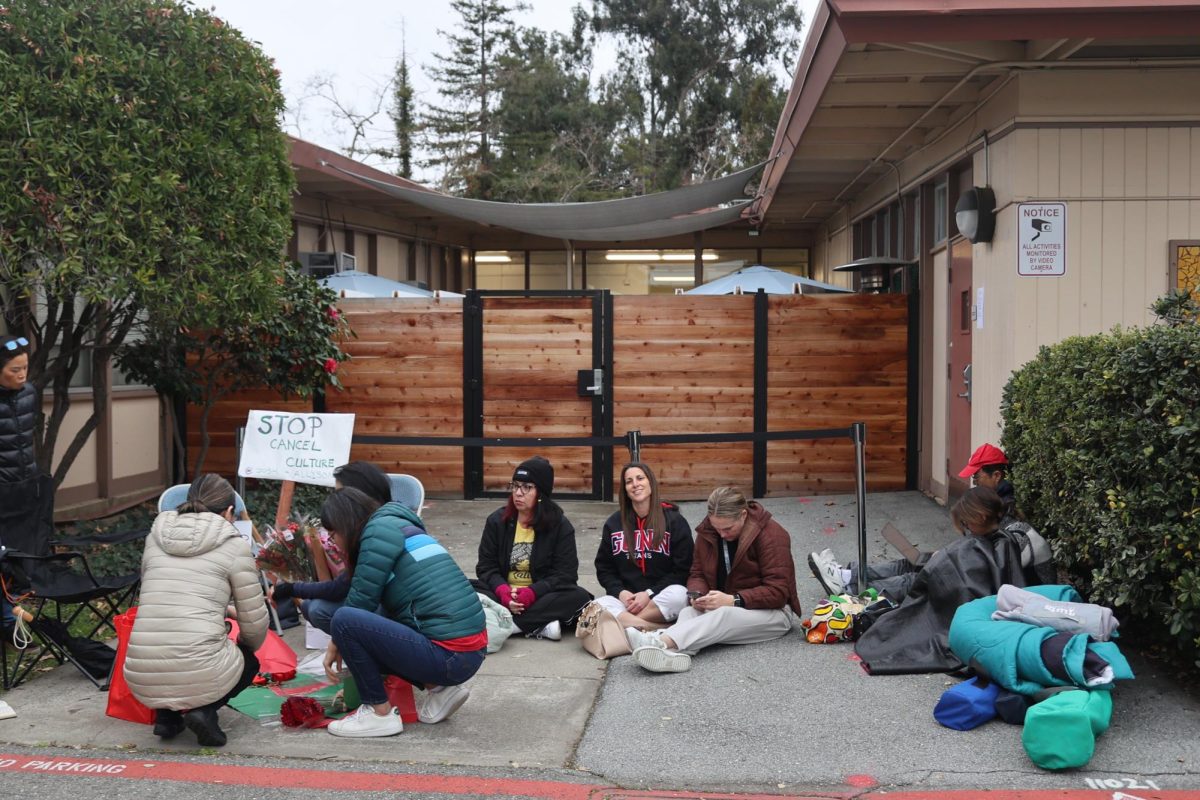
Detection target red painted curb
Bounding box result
[1,753,1197,800]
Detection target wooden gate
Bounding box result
[463,291,610,499]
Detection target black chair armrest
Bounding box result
[54,528,150,548]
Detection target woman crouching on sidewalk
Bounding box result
[625,486,802,673]
[322,487,487,737]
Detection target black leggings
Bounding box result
[472,580,593,634]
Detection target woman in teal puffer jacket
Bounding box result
[321,487,486,738]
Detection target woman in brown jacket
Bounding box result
[625,487,801,673]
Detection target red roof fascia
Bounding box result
[288,136,433,196]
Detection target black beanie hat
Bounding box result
[513,456,554,498]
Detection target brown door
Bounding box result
[479,295,598,497]
[946,238,973,498]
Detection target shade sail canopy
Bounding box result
[684,265,853,295]
[320,161,763,241]
[318,270,435,298]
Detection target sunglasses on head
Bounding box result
[3,337,29,352]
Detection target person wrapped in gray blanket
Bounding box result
[991,584,1120,641]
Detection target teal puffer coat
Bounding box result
[345,502,485,643]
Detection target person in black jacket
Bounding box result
[270,461,394,633]
[593,462,693,629]
[1,334,39,636]
[473,456,592,642]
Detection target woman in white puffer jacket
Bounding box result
[124,473,268,747]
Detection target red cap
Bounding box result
[958,443,1008,478]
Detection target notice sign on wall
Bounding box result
[1017,202,1067,276]
[238,410,355,486]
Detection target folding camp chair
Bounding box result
[158,484,284,634]
[387,473,425,514]
[0,473,147,690]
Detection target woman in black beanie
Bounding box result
[473,456,592,641]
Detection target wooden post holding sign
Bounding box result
[237,410,356,580]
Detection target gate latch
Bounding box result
[577,368,603,397]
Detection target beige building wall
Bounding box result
[806,67,1200,499]
[111,395,162,478]
[375,236,402,281]
[45,398,98,489]
[297,223,320,253]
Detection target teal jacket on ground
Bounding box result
[345,502,485,643]
[948,585,1133,696]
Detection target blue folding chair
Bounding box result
[157,484,247,516]
[387,474,425,514]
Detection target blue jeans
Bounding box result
[330,606,485,706]
[301,599,341,634]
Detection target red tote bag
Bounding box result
[106,607,155,725]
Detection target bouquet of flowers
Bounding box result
[255,518,320,582]
[316,526,346,577]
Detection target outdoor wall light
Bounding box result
[954,186,996,244]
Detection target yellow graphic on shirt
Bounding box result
[508,522,535,587]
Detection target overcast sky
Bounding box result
[196,0,821,182]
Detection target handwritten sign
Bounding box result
[1017,202,1066,277]
[237,410,355,486]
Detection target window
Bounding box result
[1169,240,1200,303]
[933,178,949,244]
[473,251,524,290]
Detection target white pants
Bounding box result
[593,584,688,622]
[662,604,796,655]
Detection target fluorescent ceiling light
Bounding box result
[475,254,511,263]
[661,252,718,261]
[651,275,695,283]
[606,253,660,261]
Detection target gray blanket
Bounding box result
[991,584,1119,641]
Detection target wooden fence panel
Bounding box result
[612,295,756,499]
[325,299,464,493]
[767,294,908,494]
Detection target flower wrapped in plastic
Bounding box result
[316,526,346,577]
[254,518,319,582]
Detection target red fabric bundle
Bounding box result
[280,696,330,728]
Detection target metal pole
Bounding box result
[236,426,246,501]
[626,430,641,463]
[852,422,868,596]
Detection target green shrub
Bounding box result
[1001,318,1200,665]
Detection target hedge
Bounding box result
[1000,311,1200,666]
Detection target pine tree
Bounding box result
[423,0,525,198]
[391,47,416,179]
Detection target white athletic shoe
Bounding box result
[529,620,562,640]
[624,626,665,652]
[327,704,403,738]
[808,548,846,596]
[417,683,470,724]
[632,645,692,673]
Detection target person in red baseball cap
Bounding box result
[958,443,1014,516]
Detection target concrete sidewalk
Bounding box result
[1,491,1197,794]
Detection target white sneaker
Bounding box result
[632,645,691,673]
[417,683,470,724]
[529,620,562,640]
[624,626,665,652]
[327,704,403,738]
[808,548,846,596]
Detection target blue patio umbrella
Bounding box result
[317,270,436,298]
[683,265,853,295]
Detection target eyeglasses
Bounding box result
[507,482,537,495]
[3,337,28,351]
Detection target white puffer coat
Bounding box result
[124,510,269,710]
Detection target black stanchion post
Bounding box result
[626,430,641,463]
[852,421,868,595]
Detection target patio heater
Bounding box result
[832,256,917,294]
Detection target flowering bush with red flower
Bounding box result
[255,517,321,582]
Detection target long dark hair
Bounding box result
[618,461,667,558]
[320,487,381,571]
[500,492,563,535]
[176,473,235,516]
[333,460,391,506]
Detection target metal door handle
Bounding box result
[957,364,972,402]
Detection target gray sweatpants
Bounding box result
[662,604,796,655]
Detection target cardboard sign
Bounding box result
[1017,202,1067,277]
[238,411,355,487]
